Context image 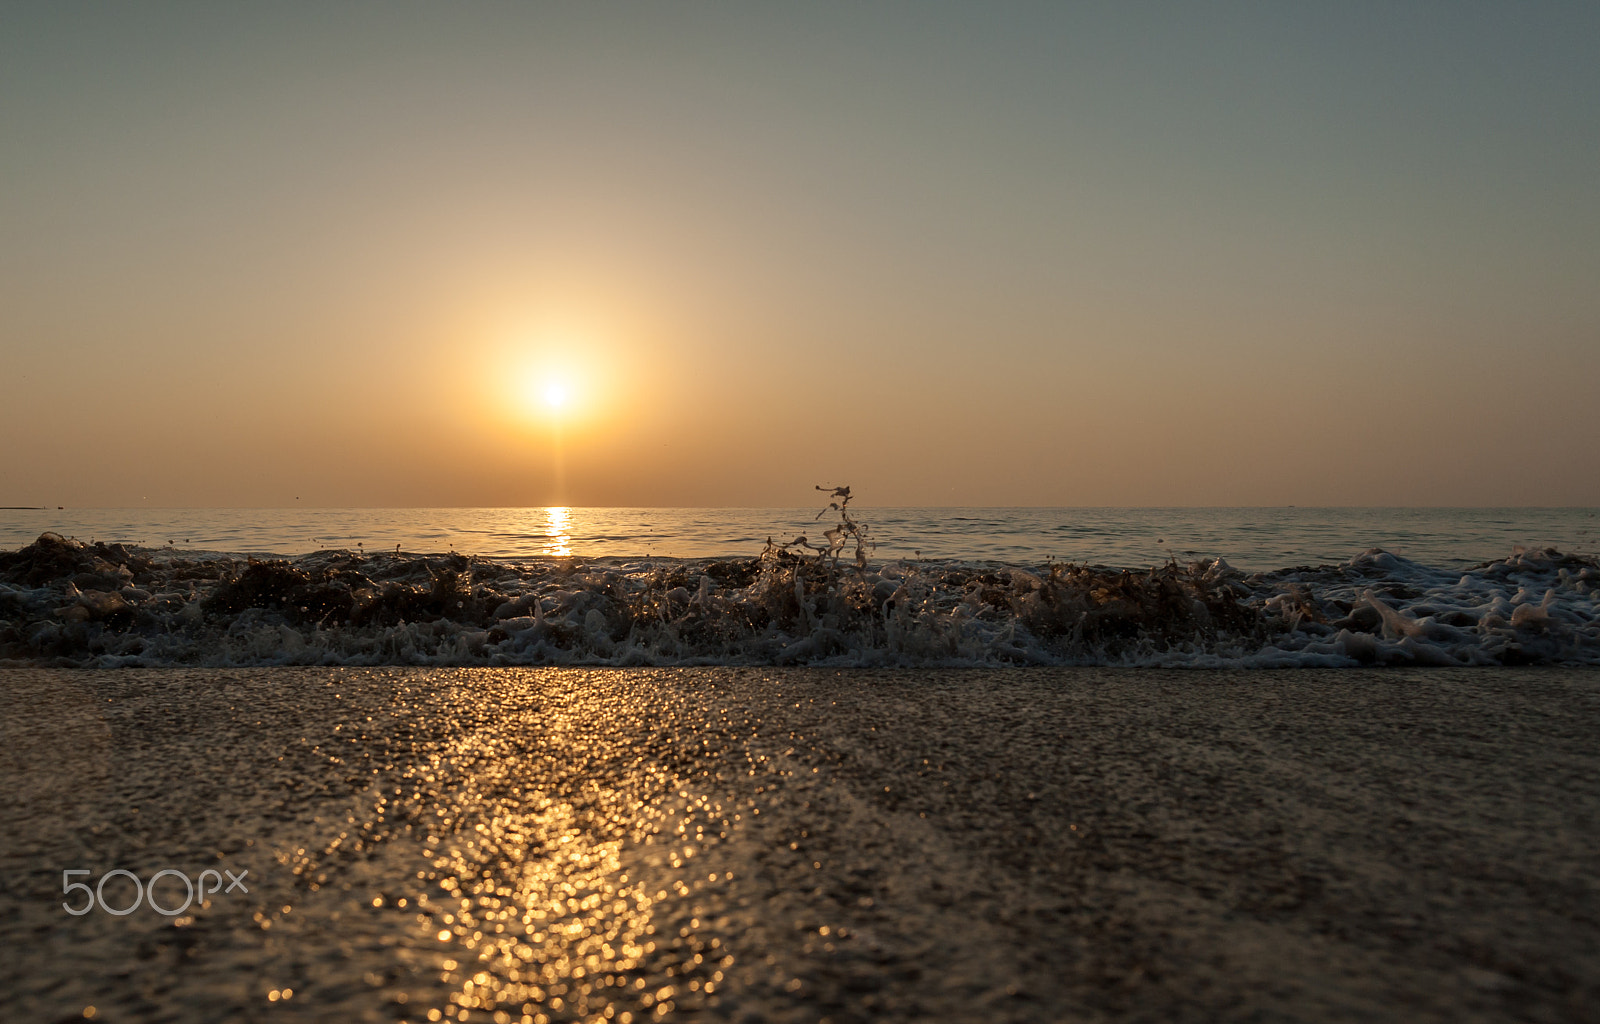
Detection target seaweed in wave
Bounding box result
[0,496,1597,668]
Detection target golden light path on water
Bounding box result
[542,507,573,558]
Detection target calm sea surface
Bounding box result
[2,507,1596,571]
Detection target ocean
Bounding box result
[2,505,1596,569]
[2,506,1597,669]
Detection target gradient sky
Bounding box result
[3,1,1597,507]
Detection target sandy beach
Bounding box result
[1,666,1596,1022]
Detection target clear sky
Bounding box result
[2,1,1597,507]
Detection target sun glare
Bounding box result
[495,321,620,428]
[522,372,577,420]
[542,379,570,411]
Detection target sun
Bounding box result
[493,321,615,427]
[522,371,578,420]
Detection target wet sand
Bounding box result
[1,667,1596,1023]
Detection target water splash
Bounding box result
[2,526,1595,668]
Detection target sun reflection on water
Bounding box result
[544,507,573,557]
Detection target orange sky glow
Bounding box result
[2,5,1597,508]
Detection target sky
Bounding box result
[2,1,1597,508]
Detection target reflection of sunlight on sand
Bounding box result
[401,677,730,1021]
[545,507,572,557]
[273,674,738,1021]
[425,772,666,1021]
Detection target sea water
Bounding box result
[1,506,1595,570]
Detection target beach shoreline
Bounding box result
[4,531,1597,668]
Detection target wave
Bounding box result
[1,532,1596,668]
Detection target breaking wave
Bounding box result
[2,532,1596,668]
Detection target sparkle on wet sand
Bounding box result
[2,666,1598,1022]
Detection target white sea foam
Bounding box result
[1,533,1594,668]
